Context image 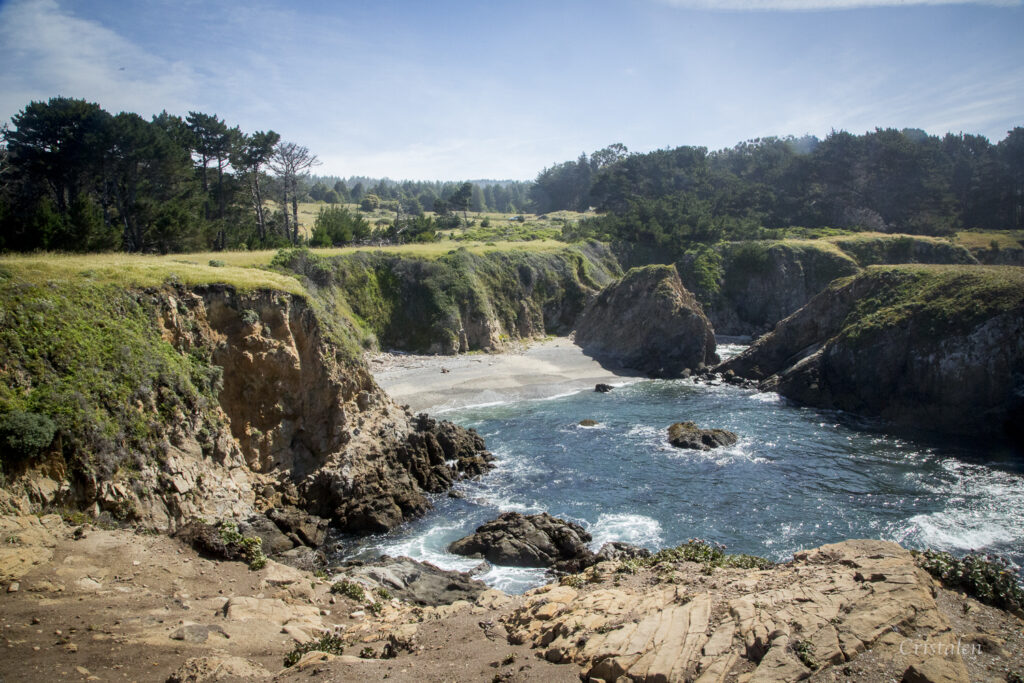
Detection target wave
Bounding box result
[587,513,664,551]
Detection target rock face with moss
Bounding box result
[720,265,1024,443]
[677,235,978,336]
[275,241,620,354]
[0,276,491,534]
[573,264,717,378]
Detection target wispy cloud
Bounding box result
[0,0,199,120]
[652,0,1020,10]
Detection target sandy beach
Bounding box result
[368,336,638,413]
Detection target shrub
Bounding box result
[0,410,56,463]
[208,259,225,267]
[330,580,365,601]
[283,632,345,667]
[650,539,774,571]
[914,549,1024,611]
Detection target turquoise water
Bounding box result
[334,345,1024,593]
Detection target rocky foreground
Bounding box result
[2,502,1021,683]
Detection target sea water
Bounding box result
[332,344,1024,593]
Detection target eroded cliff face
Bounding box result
[275,242,621,354]
[573,264,717,378]
[8,284,491,534]
[720,265,1024,443]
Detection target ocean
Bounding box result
[331,343,1024,593]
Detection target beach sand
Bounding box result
[368,336,638,413]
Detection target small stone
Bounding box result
[64,643,78,653]
[6,582,19,593]
[31,617,40,625]
[76,666,90,675]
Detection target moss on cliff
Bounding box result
[828,233,976,266]
[274,241,620,353]
[838,264,1024,345]
[0,275,225,488]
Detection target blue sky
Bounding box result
[0,0,1021,179]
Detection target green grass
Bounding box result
[837,264,1024,344]
[0,274,226,486]
[954,230,1024,251]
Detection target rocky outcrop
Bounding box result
[677,240,861,336]
[667,422,739,450]
[448,512,594,571]
[330,555,489,606]
[2,280,492,537]
[720,265,1024,443]
[678,236,980,336]
[503,540,972,683]
[574,265,717,378]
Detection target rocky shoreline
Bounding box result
[2,507,1021,682]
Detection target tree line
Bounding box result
[2,96,1021,255]
[541,128,1024,256]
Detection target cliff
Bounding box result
[573,264,717,377]
[274,241,620,354]
[719,264,1024,443]
[0,269,490,534]
[677,234,979,336]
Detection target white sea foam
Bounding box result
[907,510,1020,551]
[588,513,664,551]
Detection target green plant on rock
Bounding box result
[374,587,392,600]
[793,639,819,670]
[913,549,1024,612]
[649,539,774,571]
[217,520,267,570]
[359,646,377,659]
[283,632,345,667]
[330,579,366,602]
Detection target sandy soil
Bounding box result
[368,336,638,414]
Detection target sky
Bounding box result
[0,0,1021,180]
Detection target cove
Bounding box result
[333,343,1024,593]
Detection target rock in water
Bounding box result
[667,422,739,450]
[594,383,613,393]
[579,419,599,427]
[574,265,717,378]
[448,512,594,570]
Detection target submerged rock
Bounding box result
[448,512,593,571]
[574,265,717,378]
[667,422,739,450]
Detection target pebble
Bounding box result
[7,582,19,593]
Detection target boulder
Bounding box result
[448,512,594,571]
[594,383,614,393]
[579,419,599,427]
[574,265,717,378]
[238,515,295,555]
[266,506,329,547]
[667,422,739,450]
[331,555,489,606]
[594,542,652,564]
